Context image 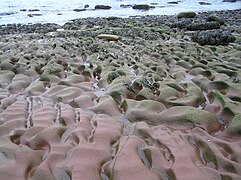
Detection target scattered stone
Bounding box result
[0,12,16,16]
[28,9,40,12]
[20,9,27,11]
[192,30,236,45]
[120,4,133,8]
[84,4,89,8]
[132,4,151,10]
[27,14,43,17]
[97,34,119,41]
[206,14,225,25]
[177,11,196,18]
[199,2,212,5]
[168,1,180,4]
[73,9,86,12]
[95,5,112,10]
[187,21,220,31]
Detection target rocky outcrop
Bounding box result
[192,30,236,45]
[187,21,220,31]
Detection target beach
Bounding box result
[0,7,241,180]
[0,0,241,25]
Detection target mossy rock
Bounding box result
[121,99,167,123]
[168,83,205,107]
[158,106,218,133]
[156,84,181,105]
[136,88,156,100]
[177,11,196,18]
[43,64,63,76]
[0,61,14,71]
[206,14,225,25]
[107,71,121,83]
[39,74,50,82]
[226,114,241,136]
[195,138,218,167]
[122,99,166,113]
[208,91,241,116]
[176,60,192,69]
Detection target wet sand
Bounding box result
[0,9,241,180]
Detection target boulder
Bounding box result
[206,14,225,25]
[177,11,196,18]
[192,30,236,45]
[187,21,220,31]
[95,5,112,10]
[132,4,151,10]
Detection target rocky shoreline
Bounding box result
[0,9,241,179]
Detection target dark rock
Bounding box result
[0,12,16,16]
[84,4,89,8]
[28,9,40,12]
[222,0,238,2]
[187,21,220,31]
[27,14,43,17]
[198,2,212,5]
[168,1,180,4]
[95,5,112,10]
[73,9,86,12]
[0,23,61,35]
[177,11,196,18]
[120,4,132,8]
[132,4,151,10]
[171,19,192,29]
[192,30,236,45]
[206,14,225,25]
[20,9,27,11]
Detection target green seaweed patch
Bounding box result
[158,106,218,133]
[44,65,62,76]
[196,139,218,168]
[226,114,241,136]
[209,91,241,116]
[39,74,50,82]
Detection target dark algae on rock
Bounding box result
[192,30,236,45]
